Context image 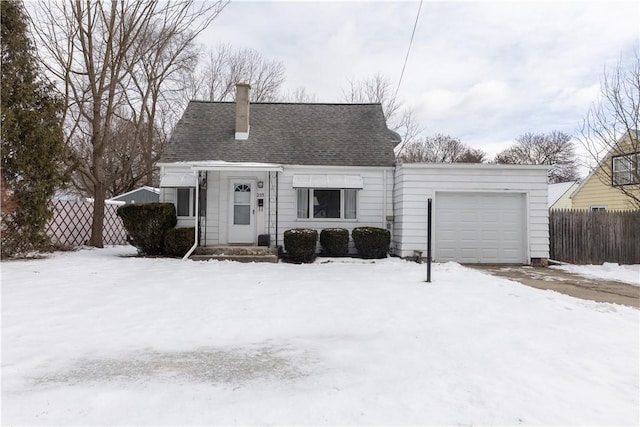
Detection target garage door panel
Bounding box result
[482,248,498,258]
[436,192,525,263]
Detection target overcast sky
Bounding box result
[198,0,639,165]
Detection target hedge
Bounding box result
[164,227,195,257]
[320,228,349,256]
[116,203,177,255]
[352,226,390,259]
[284,228,318,263]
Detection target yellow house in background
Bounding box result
[570,133,639,211]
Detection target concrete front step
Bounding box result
[190,254,278,263]
[190,246,279,263]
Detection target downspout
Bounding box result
[383,168,388,227]
[275,172,279,247]
[183,170,200,260]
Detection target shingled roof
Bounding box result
[160,101,398,167]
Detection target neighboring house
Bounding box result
[570,134,639,211]
[548,181,580,210]
[159,83,549,264]
[108,186,160,204]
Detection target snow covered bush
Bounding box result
[116,203,176,255]
[164,227,195,257]
[320,228,349,256]
[284,228,318,263]
[352,226,390,259]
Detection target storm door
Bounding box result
[228,181,255,243]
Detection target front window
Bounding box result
[297,188,357,220]
[176,187,196,217]
[612,153,639,185]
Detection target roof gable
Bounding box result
[548,181,579,208]
[571,132,639,199]
[161,102,397,167]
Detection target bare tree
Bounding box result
[31,0,227,247]
[280,86,319,103]
[495,131,579,183]
[343,73,401,123]
[184,43,285,103]
[579,51,640,208]
[457,147,487,163]
[399,134,484,163]
[341,73,422,153]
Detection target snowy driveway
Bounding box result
[2,247,639,426]
[470,264,640,307]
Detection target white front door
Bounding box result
[228,181,255,244]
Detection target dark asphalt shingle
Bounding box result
[160,101,397,167]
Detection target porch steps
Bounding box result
[190,246,279,263]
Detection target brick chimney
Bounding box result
[235,82,251,140]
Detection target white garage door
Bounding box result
[436,192,525,264]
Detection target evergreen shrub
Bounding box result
[164,227,195,257]
[283,228,318,263]
[320,228,349,256]
[116,203,176,255]
[352,226,390,259]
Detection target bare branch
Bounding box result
[30,0,229,247]
[578,50,640,208]
[495,131,579,183]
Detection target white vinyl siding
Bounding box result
[393,164,549,264]
[277,166,394,250]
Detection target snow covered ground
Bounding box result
[2,247,638,426]
[551,263,640,286]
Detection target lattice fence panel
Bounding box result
[46,200,128,246]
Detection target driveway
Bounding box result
[469,265,640,308]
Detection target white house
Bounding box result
[158,83,549,264]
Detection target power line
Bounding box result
[394,0,423,101]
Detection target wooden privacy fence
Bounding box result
[45,200,128,246]
[549,210,640,265]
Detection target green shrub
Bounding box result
[284,228,318,263]
[164,227,195,257]
[352,227,390,259]
[116,203,177,255]
[320,228,349,256]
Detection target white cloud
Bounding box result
[197,0,640,155]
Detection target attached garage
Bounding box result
[436,192,525,263]
[393,163,549,265]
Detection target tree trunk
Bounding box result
[90,181,106,248]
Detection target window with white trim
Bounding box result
[612,153,639,185]
[176,187,196,217]
[297,188,357,220]
[590,205,607,211]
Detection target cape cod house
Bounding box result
[159,83,550,264]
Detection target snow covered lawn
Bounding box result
[2,247,638,426]
[551,263,640,286]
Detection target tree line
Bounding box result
[1,0,638,257]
